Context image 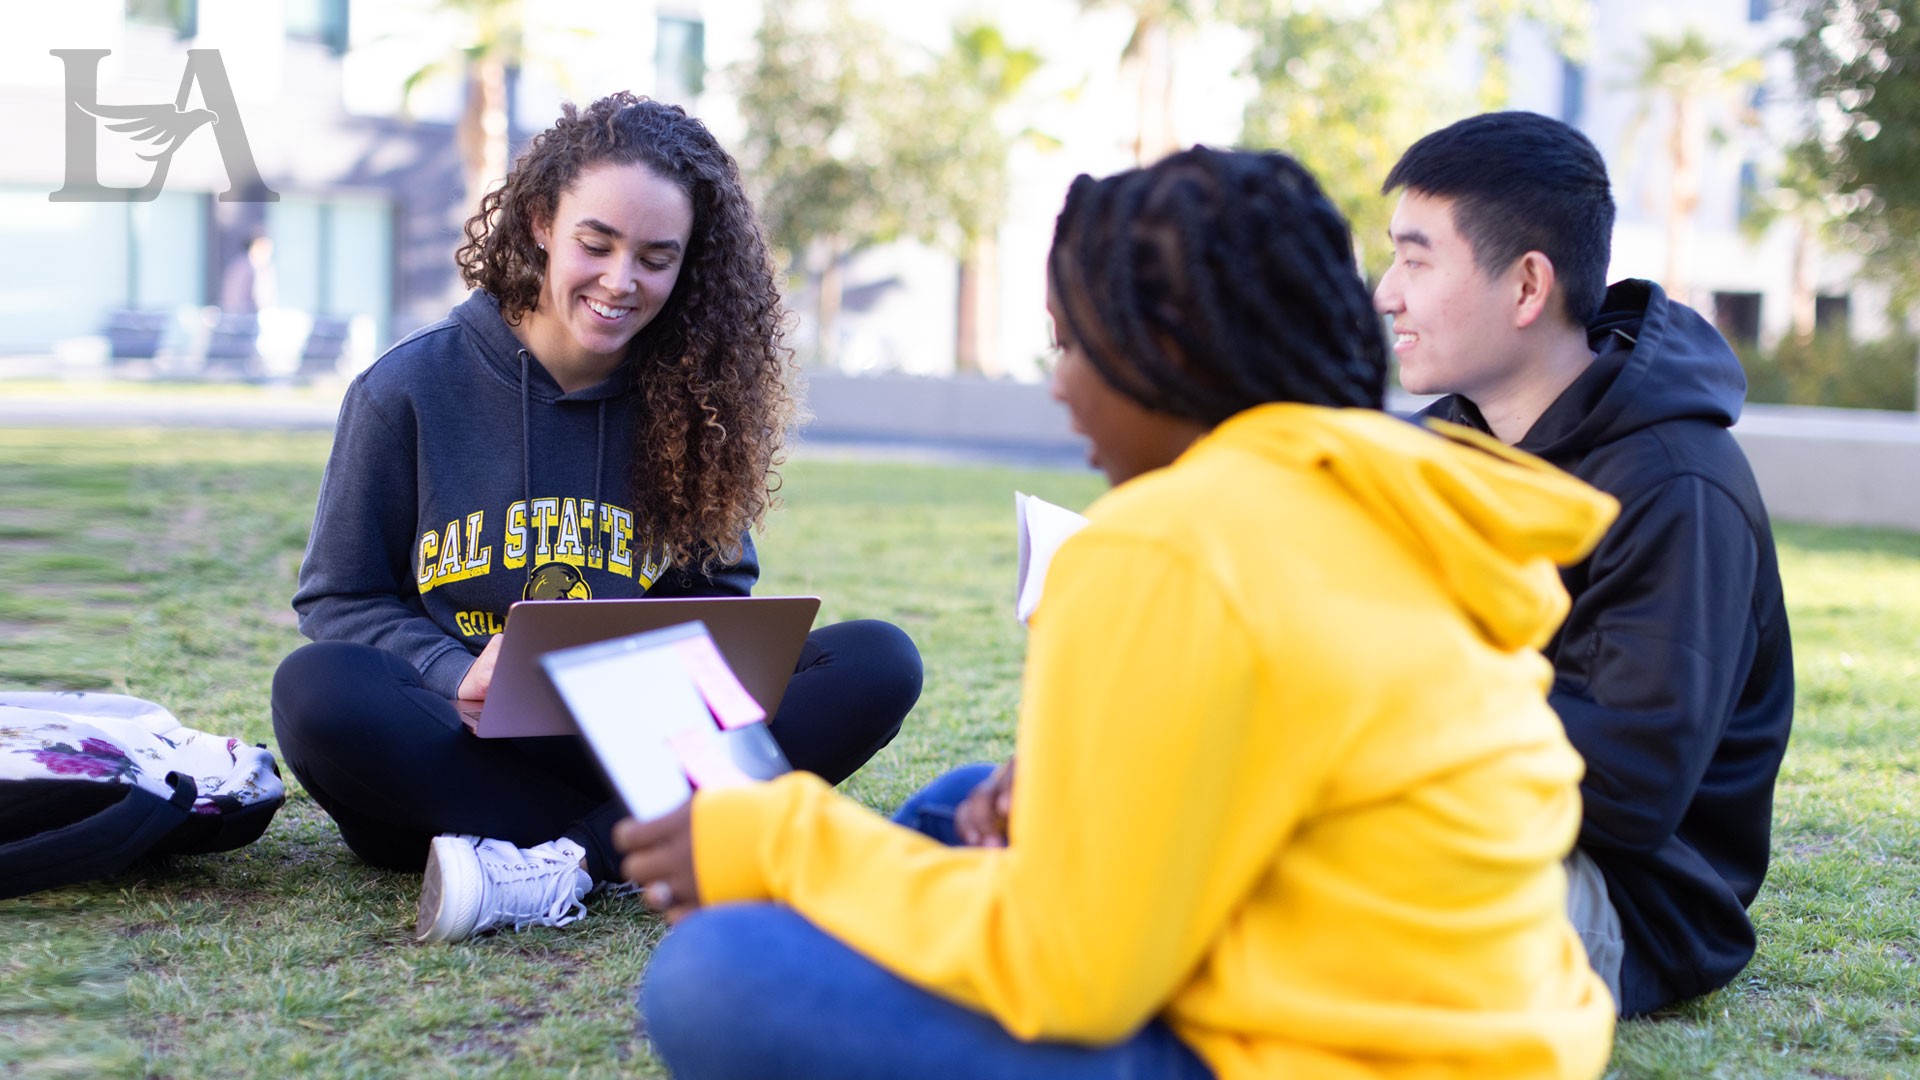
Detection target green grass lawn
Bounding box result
[0,426,1916,1079]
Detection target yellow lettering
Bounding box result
[504,500,528,569]
[444,498,635,583]
[436,521,463,580]
[638,540,668,589]
[419,512,499,594]
[463,510,491,572]
[608,506,634,576]
[557,498,585,558]
[531,498,559,559]
[416,531,438,587]
[583,500,604,569]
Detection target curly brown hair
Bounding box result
[455,92,796,572]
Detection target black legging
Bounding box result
[270,620,922,881]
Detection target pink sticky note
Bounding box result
[671,634,766,729]
[668,727,755,790]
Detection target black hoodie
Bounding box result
[1419,279,1794,1016]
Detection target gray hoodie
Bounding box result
[292,291,757,697]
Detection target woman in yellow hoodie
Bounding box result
[615,148,1620,1079]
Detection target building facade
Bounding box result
[0,0,713,369]
[0,1,1870,378]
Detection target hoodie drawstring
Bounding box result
[594,399,606,528]
[516,349,611,594]
[519,350,532,532]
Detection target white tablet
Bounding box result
[539,621,791,822]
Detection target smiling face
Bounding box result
[1045,280,1207,487]
[1373,190,1531,402]
[521,160,695,387]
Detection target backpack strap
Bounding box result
[152,786,284,856]
[0,771,196,901]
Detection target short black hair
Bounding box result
[1049,146,1386,425]
[1382,111,1615,327]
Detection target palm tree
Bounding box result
[402,0,584,219]
[1625,27,1764,304]
[1079,0,1208,165]
[929,23,1050,375]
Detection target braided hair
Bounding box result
[1048,147,1386,425]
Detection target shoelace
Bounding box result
[472,839,588,932]
[594,880,643,900]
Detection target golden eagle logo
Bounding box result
[524,562,591,600]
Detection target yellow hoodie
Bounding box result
[693,403,1620,1079]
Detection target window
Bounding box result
[125,0,196,36]
[129,193,207,311]
[1815,294,1851,333]
[0,189,127,350]
[1560,59,1586,126]
[285,0,350,53]
[655,15,706,103]
[326,200,395,346]
[0,186,205,351]
[266,195,394,344]
[1713,292,1763,346]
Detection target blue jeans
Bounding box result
[638,764,1215,1080]
[887,759,998,843]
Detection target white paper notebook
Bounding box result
[1015,492,1090,625]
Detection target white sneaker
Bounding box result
[416,834,591,943]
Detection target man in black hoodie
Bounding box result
[1374,112,1794,1017]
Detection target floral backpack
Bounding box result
[0,690,284,900]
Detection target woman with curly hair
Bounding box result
[270,93,922,944]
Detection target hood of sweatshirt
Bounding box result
[448,290,631,544]
[1206,404,1618,651]
[449,290,636,403]
[1513,279,1746,462]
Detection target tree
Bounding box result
[894,22,1051,375]
[737,6,1054,374]
[400,0,584,220]
[1236,0,1587,271]
[732,0,906,366]
[1080,0,1211,165]
[1623,27,1764,305]
[1791,0,1920,315]
[1742,143,1857,343]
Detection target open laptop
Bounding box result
[456,596,821,738]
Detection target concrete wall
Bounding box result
[801,372,1077,453]
[800,372,1920,534]
[1733,405,1920,533]
[2,370,1912,533]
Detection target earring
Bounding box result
[537,242,546,250]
